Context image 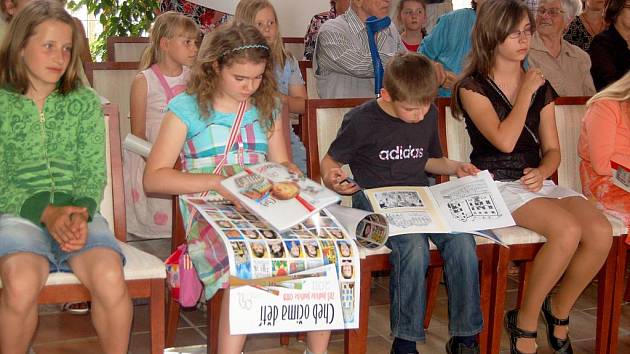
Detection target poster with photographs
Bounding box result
[364,171,513,245]
[182,197,361,333]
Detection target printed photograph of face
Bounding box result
[341,260,354,280]
[223,211,243,220]
[225,229,242,239]
[285,240,302,258]
[242,229,260,239]
[268,240,285,258]
[304,240,320,258]
[328,229,345,239]
[250,241,268,258]
[261,229,278,239]
[338,240,352,257]
[216,220,234,229]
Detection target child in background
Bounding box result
[233,0,308,173]
[124,11,198,238]
[321,52,483,354]
[396,0,427,52]
[453,1,612,352]
[578,72,630,228]
[143,22,329,354]
[0,1,132,353]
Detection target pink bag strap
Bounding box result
[151,64,177,102]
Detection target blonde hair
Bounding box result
[588,71,630,106]
[139,11,198,70]
[383,52,437,105]
[0,0,81,94]
[452,0,534,117]
[188,22,278,132]
[234,0,288,68]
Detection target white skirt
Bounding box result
[496,180,584,212]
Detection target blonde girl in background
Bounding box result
[233,0,308,173]
[0,1,131,352]
[124,11,198,238]
[143,22,329,354]
[396,0,428,52]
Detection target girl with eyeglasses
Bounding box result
[453,0,612,352]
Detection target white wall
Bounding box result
[190,0,330,37]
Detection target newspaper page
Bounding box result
[364,171,513,245]
[183,198,361,334]
[220,162,341,232]
[611,160,630,193]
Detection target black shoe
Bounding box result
[390,338,419,354]
[541,296,573,354]
[445,337,480,354]
[504,309,538,354]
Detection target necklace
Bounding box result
[581,13,604,36]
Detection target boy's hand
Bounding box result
[520,167,544,192]
[42,206,88,251]
[455,163,480,178]
[324,167,360,195]
[64,211,89,252]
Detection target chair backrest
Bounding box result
[554,97,589,192]
[101,104,127,241]
[436,96,589,191]
[283,37,305,61]
[86,62,139,142]
[305,66,319,99]
[107,36,150,62]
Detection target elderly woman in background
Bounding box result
[528,0,596,96]
[578,71,630,227]
[589,0,630,91]
[564,0,607,51]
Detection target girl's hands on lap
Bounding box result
[281,161,303,176]
[520,167,544,192]
[455,163,480,178]
[323,167,360,195]
[210,175,244,210]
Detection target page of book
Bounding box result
[220,162,341,232]
[183,198,360,333]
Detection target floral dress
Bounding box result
[159,0,232,34]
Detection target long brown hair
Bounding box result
[234,0,288,68]
[188,22,278,132]
[139,11,198,70]
[452,0,534,118]
[0,0,82,94]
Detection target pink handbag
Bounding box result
[165,244,203,307]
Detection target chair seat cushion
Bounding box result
[0,241,166,288]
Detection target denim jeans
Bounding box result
[353,192,483,341]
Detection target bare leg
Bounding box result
[69,248,132,354]
[217,288,247,354]
[306,330,331,353]
[548,197,612,338]
[0,253,49,354]
[510,198,584,353]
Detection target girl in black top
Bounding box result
[453,1,612,353]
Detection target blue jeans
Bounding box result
[353,192,483,341]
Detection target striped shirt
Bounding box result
[313,7,405,99]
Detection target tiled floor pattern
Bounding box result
[28,237,630,354]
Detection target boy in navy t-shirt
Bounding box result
[321,52,483,354]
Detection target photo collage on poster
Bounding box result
[184,198,361,325]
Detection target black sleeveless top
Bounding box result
[459,73,558,181]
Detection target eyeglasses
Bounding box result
[507,28,533,39]
[536,7,565,17]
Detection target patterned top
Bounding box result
[564,16,594,52]
[303,3,338,61]
[0,87,105,225]
[314,7,405,98]
[159,0,232,34]
[167,93,273,173]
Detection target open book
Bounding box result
[363,170,514,246]
[611,160,630,193]
[220,162,341,232]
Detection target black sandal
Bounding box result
[504,309,538,354]
[541,296,573,354]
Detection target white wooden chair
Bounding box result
[107,36,150,62]
[437,97,627,354]
[282,36,305,61]
[0,104,166,353]
[305,98,495,354]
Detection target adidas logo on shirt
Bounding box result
[379,145,424,160]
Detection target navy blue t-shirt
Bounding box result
[327,99,442,189]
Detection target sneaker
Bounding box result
[445,337,480,354]
[390,348,419,354]
[390,340,419,354]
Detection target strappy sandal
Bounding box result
[504,309,538,354]
[61,301,90,315]
[541,296,573,354]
